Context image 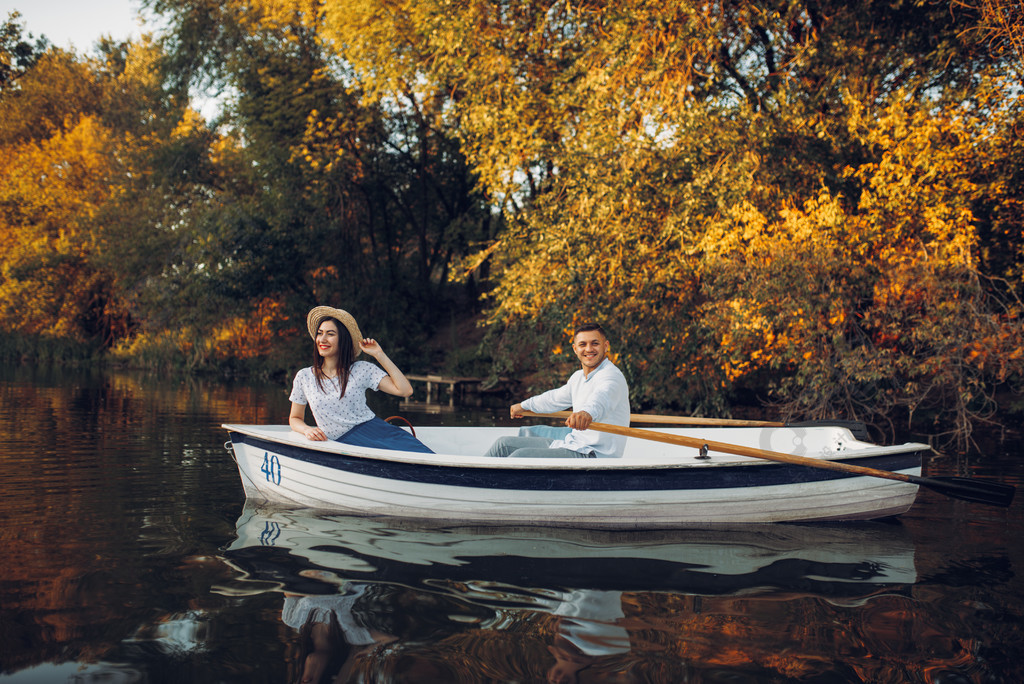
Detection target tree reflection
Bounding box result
[218,505,963,683]
[3,369,1021,682]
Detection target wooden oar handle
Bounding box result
[523,410,784,428]
[629,414,785,427]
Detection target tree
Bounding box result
[0,12,48,92]
[318,0,1023,443]
[0,48,120,344]
[0,36,216,353]
[143,0,493,365]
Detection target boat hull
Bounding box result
[222,424,927,526]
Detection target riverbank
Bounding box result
[5,320,1021,453]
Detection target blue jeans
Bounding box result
[517,425,572,440]
[483,435,594,458]
[336,417,434,453]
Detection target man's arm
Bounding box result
[518,379,576,416]
[512,399,592,429]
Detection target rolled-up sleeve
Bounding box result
[522,382,574,414]
[522,361,630,458]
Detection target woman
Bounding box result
[289,305,433,453]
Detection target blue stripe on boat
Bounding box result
[230,432,925,492]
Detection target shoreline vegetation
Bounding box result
[3,3,1023,450]
[3,320,1021,453]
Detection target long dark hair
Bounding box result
[312,317,355,398]
[287,610,352,684]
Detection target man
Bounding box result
[484,323,630,458]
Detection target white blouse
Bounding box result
[289,361,388,439]
[281,591,375,646]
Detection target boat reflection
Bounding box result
[216,502,920,683]
[218,501,916,600]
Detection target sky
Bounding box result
[2,0,153,53]
[3,1,226,117]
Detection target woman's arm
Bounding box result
[289,402,327,440]
[360,338,414,397]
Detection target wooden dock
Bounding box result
[404,374,507,406]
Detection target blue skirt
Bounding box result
[336,417,434,454]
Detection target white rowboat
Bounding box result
[222,423,930,526]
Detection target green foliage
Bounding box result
[139,0,494,364]
[0,331,102,367]
[0,1,493,373]
[326,0,1024,445]
[2,0,1022,447]
[1,12,48,92]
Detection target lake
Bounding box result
[1,365,1022,683]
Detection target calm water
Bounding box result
[1,366,1023,683]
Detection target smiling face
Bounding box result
[572,328,610,375]
[315,319,341,359]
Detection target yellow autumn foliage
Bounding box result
[312,0,1024,442]
[4,1,1022,444]
[0,115,117,339]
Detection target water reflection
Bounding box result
[217,503,921,682]
[3,368,1021,683]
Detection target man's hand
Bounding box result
[510,402,525,419]
[564,410,593,430]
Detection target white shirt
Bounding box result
[554,589,631,656]
[281,591,375,646]
[521,358,630,457]
[289,361,387,439]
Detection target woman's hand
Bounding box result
[360,338,384,358]
[303,426,327,441]
[361,337,414,398]
[290,402,326,440]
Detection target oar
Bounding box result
[523,412,1016,507]
[537,409,785,427]
[629,413,783,427]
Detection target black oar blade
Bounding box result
[919,476,1016,507]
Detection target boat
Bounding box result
[221,422,931,525]
[215,500,919,601]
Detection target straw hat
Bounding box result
[306,306,363,357]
